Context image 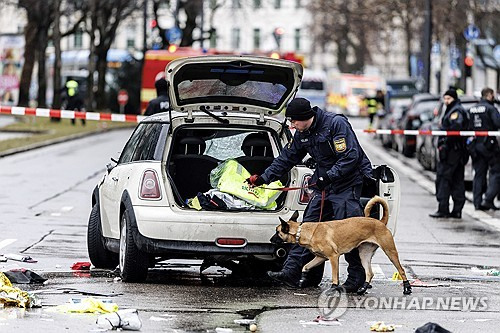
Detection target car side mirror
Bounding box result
[106,157,118,173]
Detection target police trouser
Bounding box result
[473,152,500,207]
[281,184,365,286]
[435,151,466,214]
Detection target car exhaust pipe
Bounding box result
[275,247,287,258]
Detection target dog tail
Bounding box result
[364,195,389,225]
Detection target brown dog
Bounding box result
[275,196,412,295]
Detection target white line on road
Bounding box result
[0,238,17,250]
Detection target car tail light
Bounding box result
[216,238,247,247]
[299,175,313,204]
[139,170,161,200]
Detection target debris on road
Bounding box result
[3,268,47,284]
[97,308,142,331]
[3,253,37,263]
[415,322,451,333]
[0,272,40,308]
[410,279,451,287]
[299,315,342,326]
[71,262,91,270]
[55,297,118,314]
[370,321,395,332]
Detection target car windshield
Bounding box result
[172,60,296,109]
[414,100,438,113]
[178,79,287,105]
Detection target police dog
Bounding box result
[274,196,412,295]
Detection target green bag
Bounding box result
[210,159,282,209]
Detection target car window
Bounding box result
[413,100,439,113]
[119,125,146,164]
[205,132,248,160]
[131,123,168,162]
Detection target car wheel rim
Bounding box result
[119,222,127,273]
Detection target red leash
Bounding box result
[257,183,326,222]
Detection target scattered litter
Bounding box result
[293,292,307,296]
[56,297,118,314]
[55,265,62,268]
[300,316,342,326]
[71,262,91,270]
[3,268,47,284]
[410,279,450,287]
[486,270,499,276]
[0,272,40,308]
[3,254,37,263]
[414,322,451,333]
[113,277,122,283]
[391,272,403,281]
[97,308,142,331]
[249,323,257,332]
[0,255,7,262]
[215,328,233,333]
[370,321,395,332]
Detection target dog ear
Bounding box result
[290,210,299,222]
[279,217,289,234]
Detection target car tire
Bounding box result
[119,209,149,282]
[87,203,119,269]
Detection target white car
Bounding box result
[87,55,401,282]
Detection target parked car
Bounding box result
[393,93,440,157]
[416,96,480,189]
[87,55,402,282]
[378,98,412,149]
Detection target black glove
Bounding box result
[315,171,331,191]
[246,174,266,187]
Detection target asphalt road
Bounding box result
[0,118,499,332]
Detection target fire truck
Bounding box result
[140,47,304,113]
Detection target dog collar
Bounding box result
[296,224,302,243]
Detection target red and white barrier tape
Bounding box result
[0,105,145,123]
[363,129,500,137]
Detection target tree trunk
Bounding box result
[52,0,62,109]
[96,49,108,109]
[18,21,37,107]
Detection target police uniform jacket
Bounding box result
[144,94,170,116]
[468,98,500,155]
[438,100,469,151]
[261,107,372,193]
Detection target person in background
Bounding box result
[63,79,85,126]
[429,89,469,219]
[144,78,170,116]
[246,97,373,292]
[467,87,500,211]
[366,90,385,129]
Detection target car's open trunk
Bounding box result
[167,126,289,210]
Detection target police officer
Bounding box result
[246,97,373,292]
[366,90,385,129]
[430,89,469,219]
[144,78,170,116]
[468,87,500,211]
[63,79,85,126]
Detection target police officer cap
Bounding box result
[285,98,315,121]
[443,89,458,100]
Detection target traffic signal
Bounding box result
[464,56,473,77]
[273,27,284,48]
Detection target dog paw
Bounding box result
[402,280,412,295]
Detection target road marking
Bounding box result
[0,239,16,250]
[61,206,74,212]
[371,264,386,280]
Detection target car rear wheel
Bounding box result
[119,209,149,282]
[87,203,119,269]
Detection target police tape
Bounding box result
[0,105,145,123]
[363,129,500,137]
